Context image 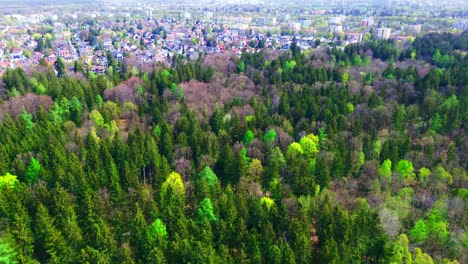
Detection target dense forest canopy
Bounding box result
[0,31,466,263]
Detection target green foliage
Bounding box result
[409,219,428,243]
[263,129,277,143]
[240,148,251,163]
[89,110,105,127]
[26,157,40,185]
[395,159,416,185]
[0,173,19,189]
[433,166,453,185]
[364,72,374,84]
[345,103,354,113]
[429,113,443,133]
[236,61,245,73]
[352,54,363,66]
[308,158,316,174]
[160,69,171,78]
[418,167,431,186]
[247,159,264,181]
[283,60,296,71]
[413,248,434,264]
[378,159,392,180]
[318,127,328,144]
[426,209,449,246]
[260,197,275,210]
[342,72,350,84]
[0,31,464,263]
[243,130,254,145]
[432,49,454,68]
[286,142,303,158]
[197,166,219,187]
[197,198,217,223]
[147,219,168,242]
[299,134,319,158]
[95,95,103,108]
[0,237,18,264]
[390,234,413,264]
[20,108,34,129]
[161,172,185,204]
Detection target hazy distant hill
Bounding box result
[0,0,100,6]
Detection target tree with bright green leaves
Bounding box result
[266,244,281,264]
[352,54,363,66]
[426,209,449,247]
[20,108,34,129]
[240,148,251,164]
[413,248,434,264]
[318,127,328,144]
[0,236,18,264]
[351,151,365,175]
[161,172,185,205]
[147,219,168,243]
[286,142,303,159]
[364,72,374,84]
[263,129,277,143]
[197,166,218,187]
[430,113,443,133]
[243,130,254,145]
[418,167,431,186]
[283,60,296,71]
[299,134,319,158]
[197,198,217,223]
[378,159,392,181]
[89,110,105,127]
[409,219,428,243]
[236,61,245,73]
[433,166,453,185]
[260,197,274,210]
[390,234,412,264]
[395,159,416,185]
[0,173,19,189]
[26,157,40,185]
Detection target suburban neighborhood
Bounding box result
[0,0,466,77]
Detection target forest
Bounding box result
[0,31,466,263]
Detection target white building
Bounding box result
[452,20,468,31]
[376,28,391,40]
[329,25,343,33]
[205,12,214,20]
[9,48,24,62]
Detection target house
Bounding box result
[346,32,363,43]
[452,20,468,31]
[9,48,24,62]
[405,24,422,34]
[91,65,106,74]
[376,28,391,40]
[360,17,375,27]
[328,17,342,25]
[56,48,70,58]
[299,18,312,27]
[32,52,44,62]
[112,50,124,61]
[329,25,343,33]
[47,54,57,64]
[103,38,113,47]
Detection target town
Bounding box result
[0,0,466,77]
